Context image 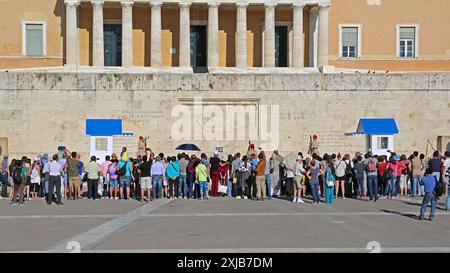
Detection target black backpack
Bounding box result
[12,167,22,184]
[118,162,128,176]
[383,167,393,181]
[345,162,354,178]
[434,176,445,198]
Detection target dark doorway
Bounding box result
[104,24,122,66]
[275,26,288,67]
[190,25,207,67]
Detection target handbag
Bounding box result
[326,180,334,187]
[218,184,228,194]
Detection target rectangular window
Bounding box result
[399,27,416,58]
[95,138,108,151]
[24,23,44,56]
[341,27,358,58]
[377,137,389,150]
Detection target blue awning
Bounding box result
[352,118,399,135]
[86,119,122,136]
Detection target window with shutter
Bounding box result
[25,24,44,56]
[399,27,416,58]
[341,27,358,58]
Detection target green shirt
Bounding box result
[195,164,208,182]
[85,162,100,179]
[67,158,81,177]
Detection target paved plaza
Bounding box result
[1,196,450,253]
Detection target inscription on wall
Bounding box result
[303,130,364,153]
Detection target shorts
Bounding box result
[119,176,131,188]
[336,175,345,181]
[163,177,168,186]
[30,183,39,192]
[25,176,31,186]
[200,181,208,193]
[294,175,304,189]
[109,178,118,188]
[68,176,80,189]
[400,175,407,188]
[140,177,152,189]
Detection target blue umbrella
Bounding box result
[175,144,201,151]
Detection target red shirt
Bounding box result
[378,162,387,176]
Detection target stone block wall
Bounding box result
[0,71,449,160]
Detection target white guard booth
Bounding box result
[351,118,399,156]
[86,119,123,164]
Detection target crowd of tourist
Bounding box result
[1,141,449,220]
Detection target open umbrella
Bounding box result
[175,143,201,151]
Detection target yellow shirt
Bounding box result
[195,164,208,182]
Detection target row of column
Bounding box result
[65,0,329,68]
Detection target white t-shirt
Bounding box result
[334,160,346,177]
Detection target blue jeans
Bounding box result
[367,175,378,200]
[187,173,195,199]
[411,175,422,197]
[325,186,334,203]
[227,179,233,197]
[446,193,450,210]
[178,174,187,198]
[265,174,272,197]
[310,182,320,203]
[420,192,437,219]
[152,175,163,199]
[385,175,397,197]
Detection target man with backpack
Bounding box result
[117,155,132,200]
[419,168,442,221]
[10,161,25,205]
[365,153,378,201]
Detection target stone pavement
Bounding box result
[1,196,450,253]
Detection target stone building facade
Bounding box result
[0,70,449,159]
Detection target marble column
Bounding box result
[308,6,319,67]
[92,0,104,67]
[235,3,248,68]
[121,0,133,67]
[264,4,276,67]
[317,4,329,68]
[292,4,304,68]
[64,0,80,66]
[207,2,219,67]
[179,3,191,67]
[150,1,162,67]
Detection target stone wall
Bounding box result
[0,71,449,160]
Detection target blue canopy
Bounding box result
[86,119,122,136]
[352,118,399,135]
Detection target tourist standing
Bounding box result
[410,151,423,197]
[428,151,442,183]
[231,153,242,198]
[324,160,335,204]
[66,151,81,200]
[178,154,188,199]
[418,168,438,221]
[293,156,306,203]
[151,156,165,200]
[196,160,209,200]
[254,152,267,201]
[264,155,273,199]
[187,155,198,199]
[365,154,378,202]
[10,161,25,205]
[139,155,153,201]
[334,153,346,199]
[85,156,101,200]
[385,157,398,198]
[209,151,220,197]
[398,155,408,197]
[237,156,250,199]
[131,159,141,200]
[47,154,62,205]
[30,159,40,200]
[108,158,119,199]
[100,156,112,198]
[307,159,323,204]
[118,155,132,200]
[218,156,229,197]
[353,156,365,199]
[166,156,180,199]
[1,155,8,198]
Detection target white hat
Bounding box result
[213,151,219,156]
